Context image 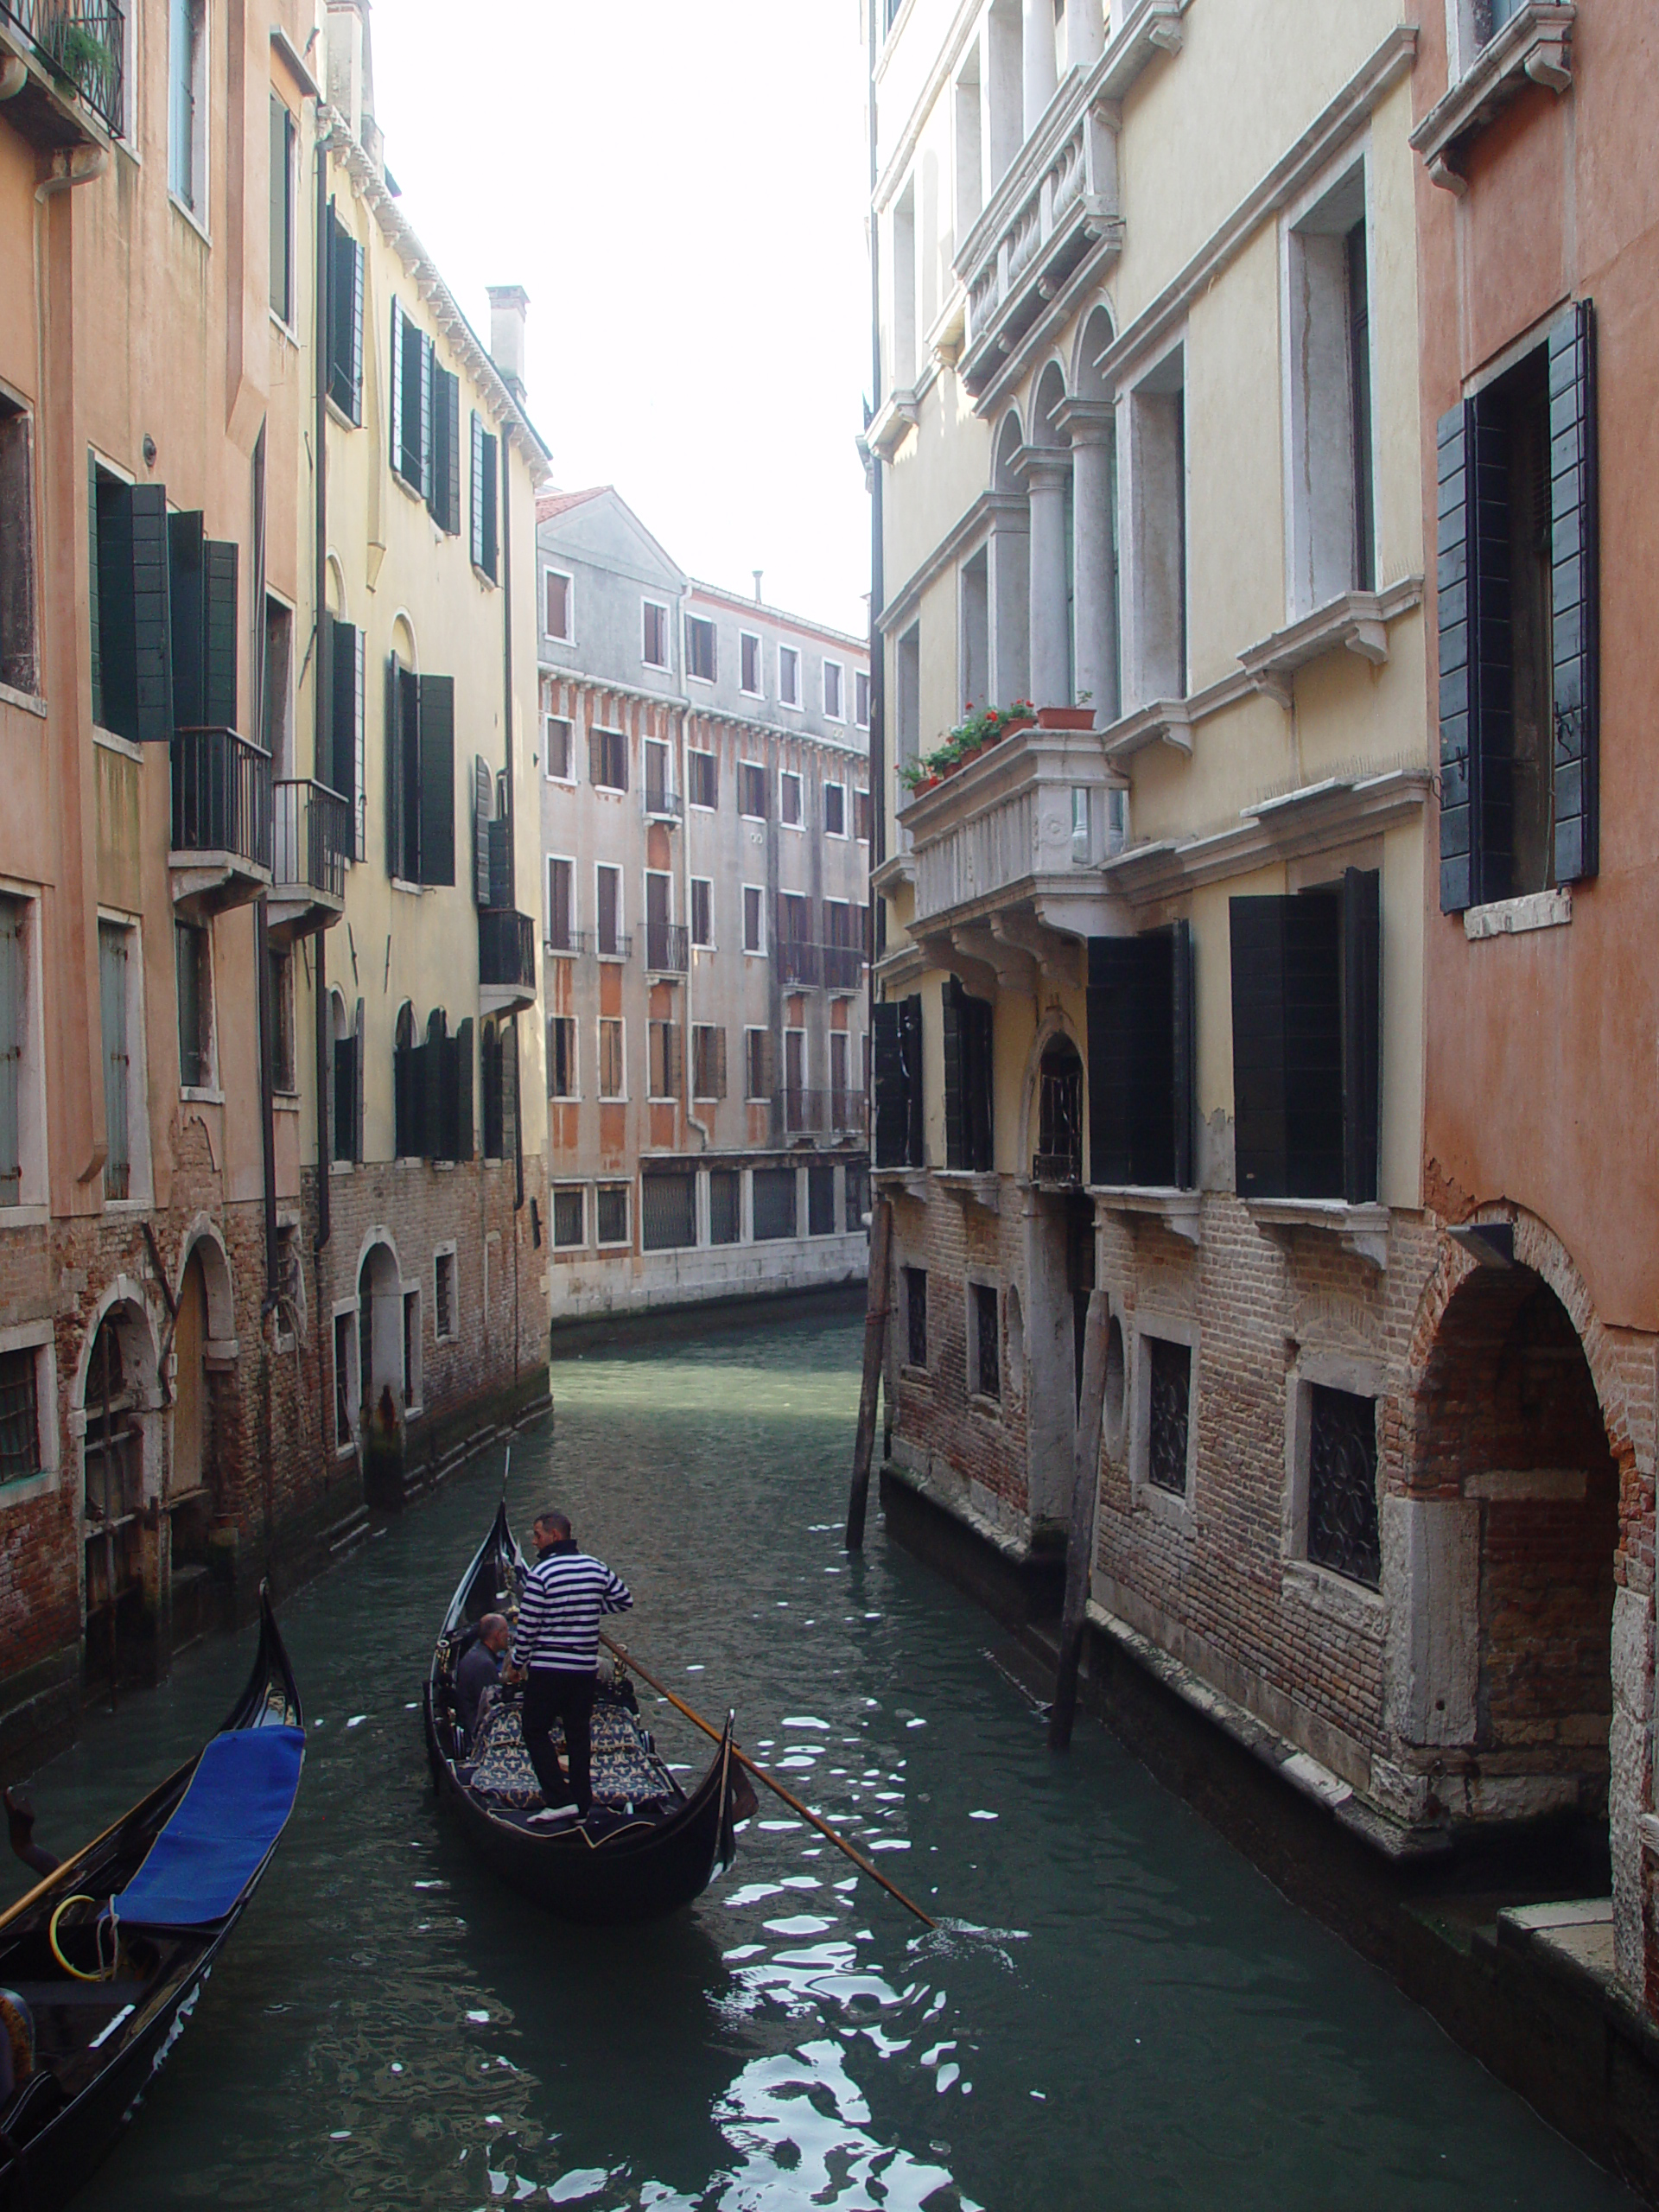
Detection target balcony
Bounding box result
[899,717,1126,989]
[644,921,688,975]
[478,907,537,1016]
[823,944,865,992]
[776,939,821,989]
[168,728,272,916]
[0,0,124,148]
[545,927,590,958]
[777,1089,870,1142]
[269,779,350,943]
[643,784,683,824]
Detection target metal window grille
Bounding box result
[1147,1338,1191,1495]
[906,1268,927,1369]
[0,1346,39,1484]
[709,1168,741,1245]
[752,1167,797,1243]
[552,1187,584,1249]
[642,1173,696,1251]
[807,1165,836,1236]
[596,1185,629,1246]
[1307,1384,1381,1588]
[974,1283,1000,1401]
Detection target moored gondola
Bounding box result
[0,1590,304,2212]
[424,1502,750,1923]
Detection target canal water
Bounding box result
[7,1313,1637,2209]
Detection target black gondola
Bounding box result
[424,1502,749,1923]
[0,1591,304,2212]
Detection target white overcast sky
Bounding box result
[372,2,874,639]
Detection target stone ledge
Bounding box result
[1410,2,1574,193]
[1463,887,1571,939]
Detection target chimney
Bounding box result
[326,2,365,142]
[487,286,530,406]
[752,569,764,605]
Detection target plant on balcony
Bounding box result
[900,699,1036,794]
[53,22,118,104]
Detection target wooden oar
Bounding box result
[0,1757,194,1938]
[600,1632,937,1929]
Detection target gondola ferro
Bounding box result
[424,1502,753,1923]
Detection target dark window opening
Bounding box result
[435,1249,456,1337]
[905,1266,927,1370]
[1307,1383,1380,1588]
[0,395,35,696]
[1147,1337,1190,1496]
[973,1282,1000,1401]
[692,1023,726,1099]
[175,921,210,1089]
[553,1187,584,1249]
[642,1172,696,1251]
[0,1346,40,1486]
[1034,1035,1084,1187]
[709,1170,741,1245]
[753,1167,797,1242]
[689,750,718,808]
[873,995,924,1168]
[739,761,768,818]
[942,977,993,1173]
[596,1184,629,1246]
[549,1014,575,1099]
[808,1165,836,1236]
[590,727,627,792]
[326,206,364,423]
[686,614,717,682]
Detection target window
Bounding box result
[753,1167,797,1242]
[403,1289,422,1413]
[595,865,624,957]
[779,644,801,707]
[390,298,433,500]
[1307,1384,1381,1588]
[263,597,293,771]
[429,364,461,535]
[896,623,920,763]
[331,994,362,1166]
[644,740,674,816]
[688,750,718,809]
[269,946,296,1094]
[269,98,296,321]
[0,396,36,696]
[647,1019,682,1100]
[598,1017,625,1097]
[780,771,802,828]
[893,178,918,390]
[742,886,765,954]
[823,783,847,837]
[480,1020,519,1160]
[470,413,499,582]
[905,1267,928,1370]
[1474,0,1526,46]
[590,726,627,792]
[642,601,669,667]
[690,877,713,948]
[685,613,717,683]
[88,466,171,743]
[319,613,366,862]
[546,570,572,641]
[739,762,767,820]
[548,1014,576,1098]
[99,922,132,1201]
[544,715,573,781]
[1146,1338,1191,1496]
[942,977,993,1173]
[855,790,873,843]
[326,206,364,423]
[1286,170,1374,614]
[406,1010,474,1164]
[596,1184,630,1247]
[1086,924,1193,1189]
[808,1165,836,1236]
[692,1023,726,1099]
[855,671,871,729]
[434,1248,458,1340]
[741,632,762,695]
[385,660,454,886]
[0,1345,41,1486]
[334,1312,355,1446]
[392,1003,418,1156]
[642,1172,696,1251]
[709,1167,741,1245]
[553,1186,585,1249]
[175,922,213,1090]
[846,1161,869,1230]
[872,995,924,1168]
[823,660,845,720]
[1230,873,1379,1202]
[547,857,576,951]
[960,547,989,714]
[745,1027,772,1102]
[783,1025,806,1126]
[1129,348,1186,703]
[1438,305,1597,911]
[168,0,207,215]
[971,1282,1000,1401]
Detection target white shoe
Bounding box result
[528,1802,581,1827]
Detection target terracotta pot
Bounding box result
[912,774,939,795]
[957,745,982,769]
[1036,705,1096,730]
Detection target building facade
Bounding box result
[537,489,871,1320]
[0,0,547,1773]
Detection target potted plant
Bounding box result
[1037,702,1096,730]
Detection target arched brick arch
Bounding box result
[175,1215,236,1344]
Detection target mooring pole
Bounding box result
[1049,1287,1108,1749]
[845,1197,893,1552]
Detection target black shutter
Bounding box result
[469,411,484,569]
[383,650,402,869]
[1470,394,1513,904]
[941,978,964,1171]
[1088,931,1182,1188]
[454,1016,474,1161]
[1436,404,1474,912]
[967,993,994,1172]
[943,978,992,1172]
[900,993,924,1167]
[488,819,512,909]
[389,297,404,474]
[473,753,493,907]
[1230,897,1289,1199]
[128,484,174,743]
[168,510,206,728]
[417,674,455,886]
[1341,868,1381,1205]
[203,538,238,727]
[1171,918,1194,1191]
[418,334,434,502]
[873,1001,907,1168]
[1549,300,1598,885]
[422,1020,445,1160]
[394,1040,413,1157]
[332,621,359,811]
[353,997,365,1164]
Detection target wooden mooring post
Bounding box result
[1049,1287,1108,1749]
[844,1198,893,1552]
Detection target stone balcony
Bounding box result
[897,719,1126,988]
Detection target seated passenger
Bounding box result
[455,1614,512,1744]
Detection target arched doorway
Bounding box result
[358,1237,405,1507]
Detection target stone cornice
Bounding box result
[1410,3,1573,194]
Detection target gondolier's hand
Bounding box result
[502,1661,525,1687]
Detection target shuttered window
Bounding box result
[92,471,174,744]
[384,658,454,886]
[469,413,499,582]
[168,512,238,730]
[175,922,211,1088]
[429,366,461,534]
[689,750,718,808]
[416,675,454,885]
[324,613,365,858]
[598,1018,624,1098]
[642,1172,696,1251]
[327,206,364,424]
[269,98,296,321]
[0,897,22,1205]
[807,1165,836,1236]
[1087,924,1192,1189]
[941,977,993,1173]
[690,878,713,948]
[872,995,924,1168]
[590,727,627,791]
[391,299,434,499]
[648,1020,682,1100]
[692,1023,726,1100]
[1229,871,1380,1203]
[547,858,575,951]
[753,1168,797,1243]
[99,923,130,1200]
[596,867,622,957]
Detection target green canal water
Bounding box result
[6,1313,1638,2209]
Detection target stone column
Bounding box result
[1059,399,1116,719]
[1023,450,1072,709]
[1065,0,1104,73]
[1023,0,1058,136]
[989,515,1030,704]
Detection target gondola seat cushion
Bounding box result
[467,1701,675,1810]
[111,1726,306,1928]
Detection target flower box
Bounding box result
[1036,705,1096,731]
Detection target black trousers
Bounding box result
[521,1669,597,1812]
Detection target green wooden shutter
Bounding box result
[202,537,238,727]
[943,978,992,1172]
[1549,300,1598,884]
[473,753,493,907]
[332,620,359,815]
[1230,896,1289,1199]
[389,297,404,474]
[348,234,364,423]
[0,898,21,1202]
[481,429,499,581]
[1469,397,1513,904]
[469,411,484,568]
[384,650,402,871]
[422,1013,446,1159]
[168,510,206,728]
[128,484,175,743]
[454,1015,474,1160]
[351,626,366,861]
[1435,404,1474,912]
[1283,893,1344,1199]
[872,1001,906,1166]
[1341,868,1381,1205]
[418,334,434,503]
[430,365,460,533]
[353,996,365,1163]
[416,674,454,886]
[900,994,924,1167]
[398,665,422,880]
[86,452,103,728]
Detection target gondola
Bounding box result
[0,1591,304,2212]
[424,1502,751,1923]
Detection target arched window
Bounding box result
[393,1001,417,1158]
[1034,1033,1084,1187]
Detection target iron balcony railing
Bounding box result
[170,728,272,871]
[775,942,866,990]
[643,785,683,822]
[545,926,589,957]
[594,929,632,960]
[644,921,688,973]
[776,939,820,988]
[479,908,537,992]
[0,0,124,134]
[822,944,865,990]
[1032,1147,1084,1189]
[778,1089,871,1138]
[272,779,351,902]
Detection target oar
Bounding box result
[0,1756,194,1938]
[600,1632,937,1930]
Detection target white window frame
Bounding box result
[594,1180,632,1249]
[0,1319,60,1508]
[0,883,48,1217]
[544,567,574,643]
[739,630,764,697]
[597,1014,627,1101]
[687,748,718,810]
[779,768,804,830]
[168,0,210,232]
[647,1016,680,1103]
[547,1012,579,1101]
[641,598,670,670]
[690,874,715,949]
[97,909,153,1211]
[855,670,871,728]
[1128,1312,1200,1534]
[823,779,848,838]
[823,658,845,721]
[779,643,801,708]
[432,1243,460,1343]
[551,1182,588,1251]
[543,713,575,784]
[684,612,718,685]
[594,861,625,957]
[738,760,768,822]
[741,885,766,956]
[546,854,578,952]
[744,1026,769,1102]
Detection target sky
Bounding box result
[372,1,874,639]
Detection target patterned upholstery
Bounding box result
[467,1694,678,1812]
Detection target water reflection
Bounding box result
[5,1315,1640,2209]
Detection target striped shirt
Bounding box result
[512,1543,632,1673]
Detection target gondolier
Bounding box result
[504,1509,633,1826]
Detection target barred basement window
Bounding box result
[552,1186,585,1249]
[753,1167,797,1242]
[1147,1338,1191,1496]
[972,1282,1000,1402]
[596,1184,630,1247]
[709,1168,741,1245]
[0,1346,40,1486]
[642,1172,696,1251]
[1307,1384,1381,1589]
[807,1165,836,1236]
[905,1267,927,1370]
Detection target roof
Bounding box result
[536,486,611,524]
[685,578,869,656]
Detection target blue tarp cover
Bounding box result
[111,1725,304,1927]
